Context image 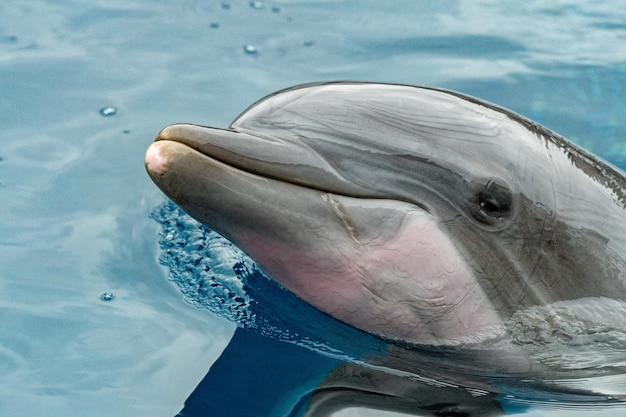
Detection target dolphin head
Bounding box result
[145,82,626,346]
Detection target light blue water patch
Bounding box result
[2,0,626,416]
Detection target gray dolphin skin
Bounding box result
[145,82,626,348]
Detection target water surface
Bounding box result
[2,1,626,416]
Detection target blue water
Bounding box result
[2,1,626,416]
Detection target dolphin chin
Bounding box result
[146,82,626,350]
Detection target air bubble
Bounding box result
[100,292,115,301]
[243,44,258,54]
[99,107,117,117]
[249,1,264,9]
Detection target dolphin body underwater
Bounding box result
[145,82,626,362]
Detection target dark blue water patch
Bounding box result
[242,268,389,360]
[592,21,626,30]
[67,5,157,31]
[177,327,343,417]
[444,64,626,166]
[2,34,18,44]
[180,330,621,417]
[355,35,526,60]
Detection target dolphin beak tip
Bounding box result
[145,142,170,176]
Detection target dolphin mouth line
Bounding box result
[154,133,433,214]
[155,137,335,192]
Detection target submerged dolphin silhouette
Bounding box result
[145,82,626,347]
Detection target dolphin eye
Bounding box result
[471,180,513,225]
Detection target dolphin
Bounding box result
[145,82,626,349]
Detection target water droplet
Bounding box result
[243,44,258,55]
[99,107,117,117]
[100,292,115,301]
[249,1,264,9]
[122,129,130,134]
[210,22,220,29]
[221,2,231,10]
[303,40,314,47]
[271,6,281,13]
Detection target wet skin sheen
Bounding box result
[145,82,626,347]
